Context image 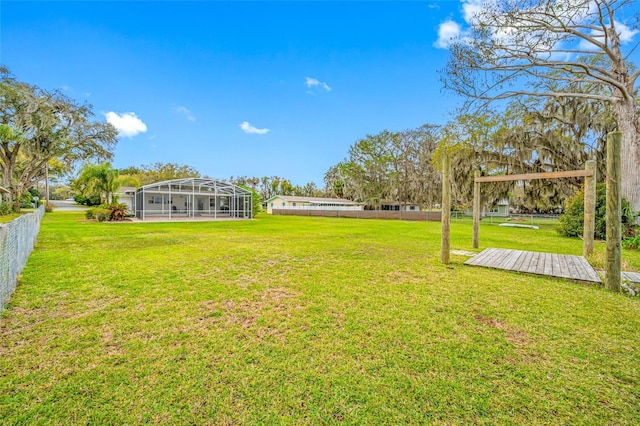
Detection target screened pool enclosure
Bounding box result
[134,178,252,220]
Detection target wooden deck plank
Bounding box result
[490,249,509,268]
[574,257,593,281]
[549,254,561,276]
[502,250,525,270]
[564,256,581,280]
[573,257,595,282]
[464,247,496,266]
[534,252,546,275]
[543,253,554,276]
[556,254,571,279]
[512,250,530,272]
[571,256,586,280]
[465,248,602,283]
[517,251,535,274]
[573,256,600,282]
[622,272,640,283]
[526,252,540,274]
[484,248,510,269]
[494,250,512,269]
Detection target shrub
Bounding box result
[76,194,102,206]
[623,230,640,250]
[558,183,637,240]
[106,203,128,221]
[19,192,33,208]
[240,185,261,217]
[44,202,54,213]
[86,204,129,221]
[0,201,14,216]
[93,208,110,222]
[86,195,102,206]
[74,194,87,205]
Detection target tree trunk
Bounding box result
[606,132,621,292]
[615,98,640,214]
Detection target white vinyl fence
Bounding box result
[272,205,363,211]
[0,206,45,311]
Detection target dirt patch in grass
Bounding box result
[197,287,303,335]
[227,287,302,344]
[474,314,530,346]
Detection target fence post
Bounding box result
[605,132,621,292]
[441,154,451,264]
[583,160,597,257]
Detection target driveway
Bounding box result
[50,200,88,211]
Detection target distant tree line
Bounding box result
[324,85,623,214]
[324,125,441,210]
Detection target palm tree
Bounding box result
[74,162,121,204]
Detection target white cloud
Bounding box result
[105,112,148,138]
[434,19,463,48]
[305,77,331,92]
[175,106,196,122]
[462,0,487,25]
[615,20,638,42]
[239,121,270,135]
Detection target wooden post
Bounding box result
[583,160,596,257]
[472,170,481,249]
[606,132,621,292]
[441,153,451,264]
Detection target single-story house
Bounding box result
[132,178,252,220]
[264,195,362,214]
[465,199,510,217]
[116,186,137,212]
[379,201,421,211]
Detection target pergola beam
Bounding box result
[474,169,594,183]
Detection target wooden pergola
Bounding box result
[441,131,623,292]
[471,161,597,257]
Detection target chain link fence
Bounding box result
[0,206,45,312]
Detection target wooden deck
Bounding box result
[622,271,640,284]
[464,248,602,283]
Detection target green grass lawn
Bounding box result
[1,212,640,424]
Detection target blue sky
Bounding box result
[0,0,574,186]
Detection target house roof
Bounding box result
[265,195,359,205]
[380,200,420,206]
[137,178,251,195]
[119,186,137,195]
